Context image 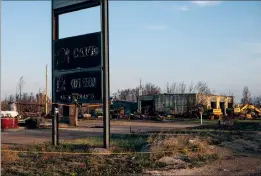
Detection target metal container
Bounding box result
[1,118,19,130]
[154,94,197,114]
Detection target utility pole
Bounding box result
[138,79,142,114]
[139,79,142,109]
[18,76,24,112]
[19,76,24,102]
[45,64,48,115]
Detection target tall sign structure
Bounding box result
[52,0,110,148]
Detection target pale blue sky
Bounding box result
[1,1,261,102]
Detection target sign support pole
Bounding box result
[56,104,60,145]
[200,112,203,125]
[52,9,59,146]
[101,0,110,149]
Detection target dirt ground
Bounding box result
[1,120,199,145]
[144,131,261,175]
[2,121,261,175]
[144,147,261,175]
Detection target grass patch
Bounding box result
[1,145,20,164]
[2,134,150,175]
[1,133,222,175]
[233,120,261,131]
[186,120,261,132]
[148,135,219,167]
[6,134,149,154]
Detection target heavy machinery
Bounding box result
[234,104,261,119]
[190,104,223,120]
[205,108,223,120]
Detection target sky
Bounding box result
[1,1,261,103]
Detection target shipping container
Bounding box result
[140,93,234,116]
[154,94,197,115]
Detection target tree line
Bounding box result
[113,81,216,101]
[1,79,261,112]
[113,81,261,107]
[1,77,51,113]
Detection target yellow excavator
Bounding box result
[234,104,261,119]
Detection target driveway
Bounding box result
[1,120,199,145]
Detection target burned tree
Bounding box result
[18,76,25,102]
[253,96,261,107]
[195,81,212,106]
[142,83,161,95]
[164,82,187,94]
[241,86,252,104]
[188,82,196,93]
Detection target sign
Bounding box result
[52,0,100,15]
[54,71,101,103]
[54,32,101,70]
[52,0,97,9]
[53,0,88,10]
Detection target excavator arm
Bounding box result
[240,104,249,112]
[253,107,261,113]
[236,104,261,119]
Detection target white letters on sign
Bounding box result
[56,48,70,64]
[78,93,95,100]
[70,77,96,89]
[70,78,82,89]
[60,95,72,101]
[73,46,99,58]
[56,76,66,92]
[56,46,99,64]
[60,93,94,101]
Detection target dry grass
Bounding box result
[1,134,150,175]
[1,145,20,164]
[148,135,218,167]
[3,132,253,176]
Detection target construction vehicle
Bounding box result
[205,108,223,120]
[234,104,261,119]
[190,104,223,120]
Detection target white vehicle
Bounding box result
[1,111,19,118]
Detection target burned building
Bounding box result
[111,100,138,115]
[139,93,234,116]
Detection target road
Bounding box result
[1,120,199,145]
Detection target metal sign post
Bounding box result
[198,106,204,126]
[101,0,110,149]
[55,105,60,145]
[200,112,203,125]
[51,0,110,148]
[52,104,59,145]
[51,7,59,146]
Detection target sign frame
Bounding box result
[51,0,110,149]
[52,0,100,15]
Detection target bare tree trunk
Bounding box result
[18,76,24,102]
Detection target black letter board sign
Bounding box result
[53,32,102,104]
[55,71,101,103]
[54,32,101,71]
